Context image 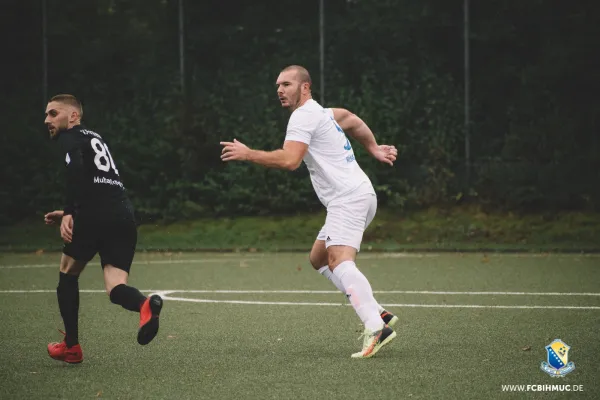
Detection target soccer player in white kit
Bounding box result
[220,65,398,358]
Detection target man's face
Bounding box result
[276,70,305,111]
[44,101,75,138]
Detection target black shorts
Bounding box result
[63,212,137,273]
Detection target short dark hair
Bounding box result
[281,65,312,85]
[50,94,83,119]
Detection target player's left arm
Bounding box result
[331,108,397,166]
[220,139,307,171]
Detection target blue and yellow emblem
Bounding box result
[540,339,575,377]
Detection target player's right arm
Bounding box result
[331,108,397,166]
[56,135,86,242]
[59,136,86,217]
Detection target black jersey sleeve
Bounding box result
[63,145,86,216]
[58,131,86,216]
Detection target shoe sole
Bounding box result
[137,295,163,345]
[351,330,397,359]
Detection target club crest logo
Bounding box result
[540,339,575,377]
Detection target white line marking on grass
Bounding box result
[0,259,252,269]
[0,289,107,293]
[360,253,440,259]
[376,290,600,296]
[0,253,445,269]
[163,296,347,306]
[0,264,57,269]
[1,289,600,296]
[0,289,598,310]
[159,296,600,310]
[147,290,600,296]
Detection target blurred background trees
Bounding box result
[1,0,598,225]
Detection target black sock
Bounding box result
[109,284,147,312]
[57,272,80,347]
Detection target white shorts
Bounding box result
[316,192,377,252]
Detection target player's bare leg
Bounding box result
[310,239,345,292]
[104,266,163,345]
[48,254,86,363]
[310,240,397,327]
[328,245,396,358]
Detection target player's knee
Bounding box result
[328,254,339,269]
[327,252,350,270]
[59,259,84,276]
[309,252,326,270]
[308,253,319,269]
[106,281,127,297]
[59,264,79,275]
[327,246,357,269]
[103,265,129,296]
[105,275,128,297]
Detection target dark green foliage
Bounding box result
[1,0,598,225]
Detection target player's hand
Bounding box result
[60,214,74,243]
[370,144,397,166]
[44,210,64,225]
[220,139,251,162]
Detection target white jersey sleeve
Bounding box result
[284,107,320,145]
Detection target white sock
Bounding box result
[333,260,384,331]
[318,265,385,312]
[318,265,346,294]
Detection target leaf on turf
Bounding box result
[296,265,302,271]
[96,391,102,397]
[522,346,531,351]
[168,335,177,339]
[35,249,44,255]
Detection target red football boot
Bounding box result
[137,294,163,345]
[47,331,83,364]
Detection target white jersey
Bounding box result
[284,99,375,207]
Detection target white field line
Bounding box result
[0,258,250,269]
[158,295,600,310]
[0,289,599,296]
[0,253,444,269]
[4,251,600,269]
[0,289,599,310]
[0,253,422,269]
[149,290,600,296]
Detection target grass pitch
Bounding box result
[0,252,598,399]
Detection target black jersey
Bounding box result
[57,125,132,217]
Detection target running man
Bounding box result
[220,66,398,358]
[44,94,163,364]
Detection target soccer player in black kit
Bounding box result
[43,94,163,364]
